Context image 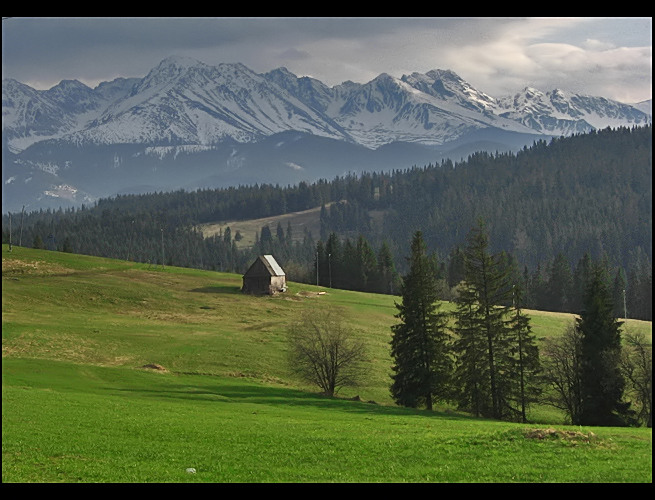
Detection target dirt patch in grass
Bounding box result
[2,331,129,368]
[2,258,74,277]
[141,363,168,372]
[524,427,598,444]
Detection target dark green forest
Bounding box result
[2,125,652,319]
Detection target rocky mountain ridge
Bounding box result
[2,55,651,213]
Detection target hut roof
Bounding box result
[261,255,285,276]
[244,255,285,277]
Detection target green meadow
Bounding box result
[2,245,651,483]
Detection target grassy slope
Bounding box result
[2,245,652,483]
[196,203,331,249]
[195,201,381,250]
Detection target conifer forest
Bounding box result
[3,126,652,320]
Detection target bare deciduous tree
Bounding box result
[287,307,367,397]
[621,331,652,427]
[541,321,584,424]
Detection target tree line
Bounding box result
[390,223,651,427]
[2,125,651,319]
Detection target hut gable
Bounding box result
[242,255,287,295]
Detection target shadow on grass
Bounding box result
[112,376,464,420]
[190,284,242,294]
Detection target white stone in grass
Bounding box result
[186,468,197,474]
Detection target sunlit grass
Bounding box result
[2,245,652,482]
[3,358,651,483]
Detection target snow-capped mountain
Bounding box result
[64,56,352,148]
[2,55,651,212]
[4,55,651,153]
[2,77,139,153]
[495,87,650,135]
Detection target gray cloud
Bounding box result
[2,17,651,103]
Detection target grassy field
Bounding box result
[2,245,651,483]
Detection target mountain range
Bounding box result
[2,55,651,213]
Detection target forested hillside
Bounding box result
[2,126,651,319]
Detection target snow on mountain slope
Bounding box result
[495,88,651,135]
[2,76,137,152]
[324,72,538,148]
[3,56,651,154]
[65,56,352,147]
[401,69,497,114]
[633,99,652,116]
[2,78,86,152]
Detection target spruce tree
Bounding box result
[276,222,285,246]
[33,234,44,249]
[356,235,378,292]
[452,219,515,420]
[452,281,490,416]
[377,241,397,294]
[577,263,630,426]
[546,253,573,312]
[506,285,541,422]
[571,253,593,313]
[390,231,452,410]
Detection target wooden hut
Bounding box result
[242,255,287,295]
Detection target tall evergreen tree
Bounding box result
[356,235,378,292]
[627,247,653,321]
[62,237,74,253]
[377,240,398,294]
[390,231,452,410]
[33,234,44,249]
[276,222,285,246]
[259,225,273,255]
[452,219,515,420]
[528,263,548,311]
[452,281,490,417]
[315,240,327,286]
[577,263,631,426]
[545,252,573,312]
[341,239,358,290]
[446,246,466,288]
[325,232,342,289]
[506,285,541,422]
[571,253,593,313]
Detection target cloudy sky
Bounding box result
[2,17,652,104]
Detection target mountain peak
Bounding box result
[424,68,461,81]
[522,87,544,97]
[263,67,299,87]
[268,67,296,77]
[156,54,204,70]
[135,55,207,93]
[370,73,404,92]
[147,55,208,79]
[372,72,397,82]
[50,79,92,90]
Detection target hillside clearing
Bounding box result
[197,204,332,249]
